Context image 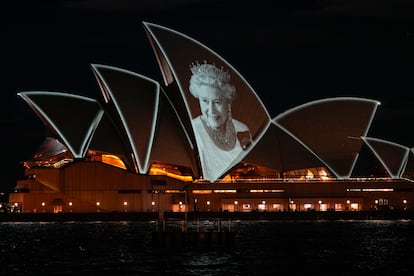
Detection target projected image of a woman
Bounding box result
[189,61,251,181]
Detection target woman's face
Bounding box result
[197,84,231,129]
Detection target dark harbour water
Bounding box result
[1,219,413,275]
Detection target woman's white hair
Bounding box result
[189,61,236,101]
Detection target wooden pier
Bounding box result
[152,212,235,248]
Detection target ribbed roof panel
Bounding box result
[274,97,380,178]
[244,122,326,173]
[18,91,103,158]
[362,137,409,178]
[91,64,159,173]
[143,22,270,181]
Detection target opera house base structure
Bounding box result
[8,22,414,214]
[9,160,414,214]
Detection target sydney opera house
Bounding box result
[9,22,414,214]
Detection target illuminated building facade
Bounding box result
[9,22,414,213]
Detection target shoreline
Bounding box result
[1,210,413,222]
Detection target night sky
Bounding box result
[2,0,414,194]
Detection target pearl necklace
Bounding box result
[201,117,236,151]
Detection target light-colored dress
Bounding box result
[192,116,251,181]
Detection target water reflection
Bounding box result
[0,220,413,275]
